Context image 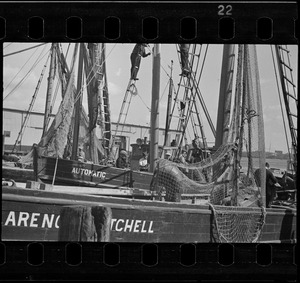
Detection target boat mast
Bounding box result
[215,44,235,149]
[163,60,174,147]
[42,43,57,137]
[71,43,84,160]
[149,44,161,172]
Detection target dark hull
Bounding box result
[2,186,297,243]
[37,156,153,190]
[2,166,35,182]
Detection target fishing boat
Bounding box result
[3,43,154,191]
[2,184,296,242]
[2,43,297,243]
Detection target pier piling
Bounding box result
[58,205,112,241]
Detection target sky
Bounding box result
[2,43,298,153]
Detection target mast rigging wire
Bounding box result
[3,43,13,50]
[4,46,40,91]
[3,43,48,57]
[73,43,117,105]
[3,44,50,101]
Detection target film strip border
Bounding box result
[0,1,298,281]
[0,1,298,43]
[0,242,297,280]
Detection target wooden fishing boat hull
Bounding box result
[2,166,35,183]
[37,156,153,190]
[2,186,297,243]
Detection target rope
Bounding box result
[137,93,151,111]
[3,42,13,50]
[4,45,40,91]
[52,156,59,186]
[73,43,117,105]
[3,44,50,101]
[3,43,48,57]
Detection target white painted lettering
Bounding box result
[124,219,134,232]
[42,214,54,228]
[92,171,97,177]
[17,212,30,227]
[4,211,16,226]
[148,221,154,233]
[133,220,142,232]
[72,167,76,174]
[110,219,117,230]
[141,221,147,233]
[55,215,60,229]
[115,219,124,232]
[29,213,40,228]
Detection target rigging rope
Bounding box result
[11,52,51,152]
[159,79,170,102]
[3,44,50,101]
[73,43,117,105]
[4,45,40,91]
[137,93,151,111]
[3,43,48,57]
[3,43,13,50]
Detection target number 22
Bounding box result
[218,5,232,16]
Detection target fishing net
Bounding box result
[151,45,267,242]
[151,143,237,202]
[209,204,266,243]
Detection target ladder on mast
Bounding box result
[93,43,111,155]
[274,45,297,170]
[170,44,215,154]
[110,79,138,157]
[11,54,50,153]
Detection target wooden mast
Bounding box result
[163,60,173,147]
[150,44,161,172]
[215,44,236,149]
[71,43,84,160]
[42,43,57,137]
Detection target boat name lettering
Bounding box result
[4,211,60,229]
[4,212,154,233]
[110,219,154,233]
[71,167,106,179]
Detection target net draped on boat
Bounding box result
[209,205,266,243]
[151,45,267,243]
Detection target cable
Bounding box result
[3,43,47,57]
[3,44,50,101]
[74,43,117,105]
[3,43,12,50]
[137,93,151,111]
[159,80,170,102]
[4,46,40,91]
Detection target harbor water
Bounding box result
[240,157,289,171]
